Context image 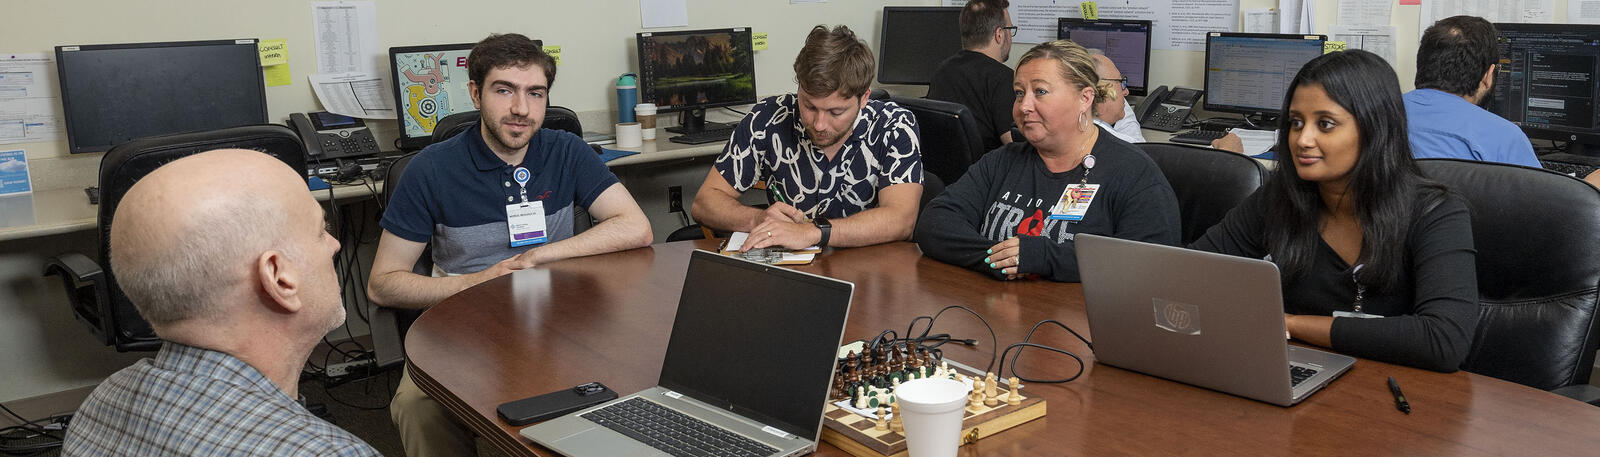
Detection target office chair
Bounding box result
[889,96,984,186]
[1136,143,1269,245]
[1416,159,1600,402]
[918,173,945,219]
[428,105,583,147]
[44,125,308,352]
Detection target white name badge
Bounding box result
[1048,184,1101,221]
[1333,310,1383,319]
[506,201,548,247]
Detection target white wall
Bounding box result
[0,0,940,403]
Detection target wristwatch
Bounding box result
[813,216,831,248]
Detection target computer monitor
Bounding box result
[389,43,480,151]
[55,39,268,154]
[878,6,963,85]
[636,28,757,135]
[1203,32,1327,121]
[1489,23,1600,155]
[1058,18,1153,96]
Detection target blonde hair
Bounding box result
[1018,40,1116,107]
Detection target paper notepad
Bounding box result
[1228,128,1280,156]
[719,232,821,265]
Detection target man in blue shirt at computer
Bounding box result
[692,25,924,251]
[369,33,652,457]
[1404,16,1541,168]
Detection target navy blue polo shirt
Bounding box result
[380,127,618,275]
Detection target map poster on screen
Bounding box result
[394,49,477,139]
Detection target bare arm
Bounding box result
[690,168,766,233]
[747,182,923,250]
[522,183,653,264]
[1286,314,1334,348]
[367,231,528,310]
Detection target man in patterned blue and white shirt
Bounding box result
[63,150,379,457]
[692,25,924,251]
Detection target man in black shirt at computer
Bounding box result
[927,0,1016,153]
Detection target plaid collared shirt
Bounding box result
[63,342,379,457]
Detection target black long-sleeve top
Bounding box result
[1190,188,1479,372]
[914,129,1181,282]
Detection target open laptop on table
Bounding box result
[1075,234,1355,407]
[522,250,854,457]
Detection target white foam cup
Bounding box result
[895,377,971,457]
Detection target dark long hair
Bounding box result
[1266,50,1448,291]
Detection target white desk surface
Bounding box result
[603,137,724,167]
[0,183,382,243]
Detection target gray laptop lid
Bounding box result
[656,250,854,442]
[1076,234,1314,406]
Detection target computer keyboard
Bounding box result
[1290,365,1320,387]
[670,127,735,145]
[1170,129,1228,146]
[1541,160,1598,178]
[580,397,778,457]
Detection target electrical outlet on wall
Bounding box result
[668,186,684,213]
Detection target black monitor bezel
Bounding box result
[1057,18,1154,96]
[1201,32,1327,118]
[634,27,758,114]
[388,42,480,151]
[1491,22,1600,148]
[877,6,963,85]
[55,39,268,154]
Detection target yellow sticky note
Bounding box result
[1080,2,1099,20]
[264,63,291,87]
[1324,41,1347,54]
[543,45,561,66]
[258,39,288,67]
[753,32,769,51]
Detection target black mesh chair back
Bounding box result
[1419,159,1600,390]
[1136,143,1269,245]
[890,96,984,186]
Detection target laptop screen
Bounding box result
[659,251,853,440]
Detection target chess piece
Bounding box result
[940,361,951,378]
[890,401,904,433]
[968,379,984,410]
[855,385,868,410]
[984,372,999,407]
[875,406,889,431]
[1007,376,1024,405]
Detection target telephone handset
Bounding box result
[288,112,380,163]
[1135,86,1203,132]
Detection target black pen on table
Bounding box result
[1388,376,1410,414]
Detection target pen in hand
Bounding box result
[1388,376,1410,414]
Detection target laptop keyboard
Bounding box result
[580,397,779,457]
[1541,160,1598,178]
[1290,365,1320,387]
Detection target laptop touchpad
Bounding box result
[554,429,660,457]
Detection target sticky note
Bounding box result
[1324,41,1347,54]
[543,45,561,66]
[258,39,288,67]
[753,32,769,51]
[1080,2,1098,20]
[264,63,291,87]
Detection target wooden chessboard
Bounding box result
[820,363,1047,457]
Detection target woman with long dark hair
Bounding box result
[1191,50,1478,372]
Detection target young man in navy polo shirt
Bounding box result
[369,33,651,457]
[692,25,924,252]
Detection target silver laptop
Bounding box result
[522,250,854,457]
[1075,234,1355,406]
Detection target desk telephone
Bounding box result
[288,112,380,164]
[1135,86,1203,132]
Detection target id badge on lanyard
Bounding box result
[1048,154,1097,221]
[506,166,548,247]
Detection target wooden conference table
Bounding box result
[406,240,1600,456]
